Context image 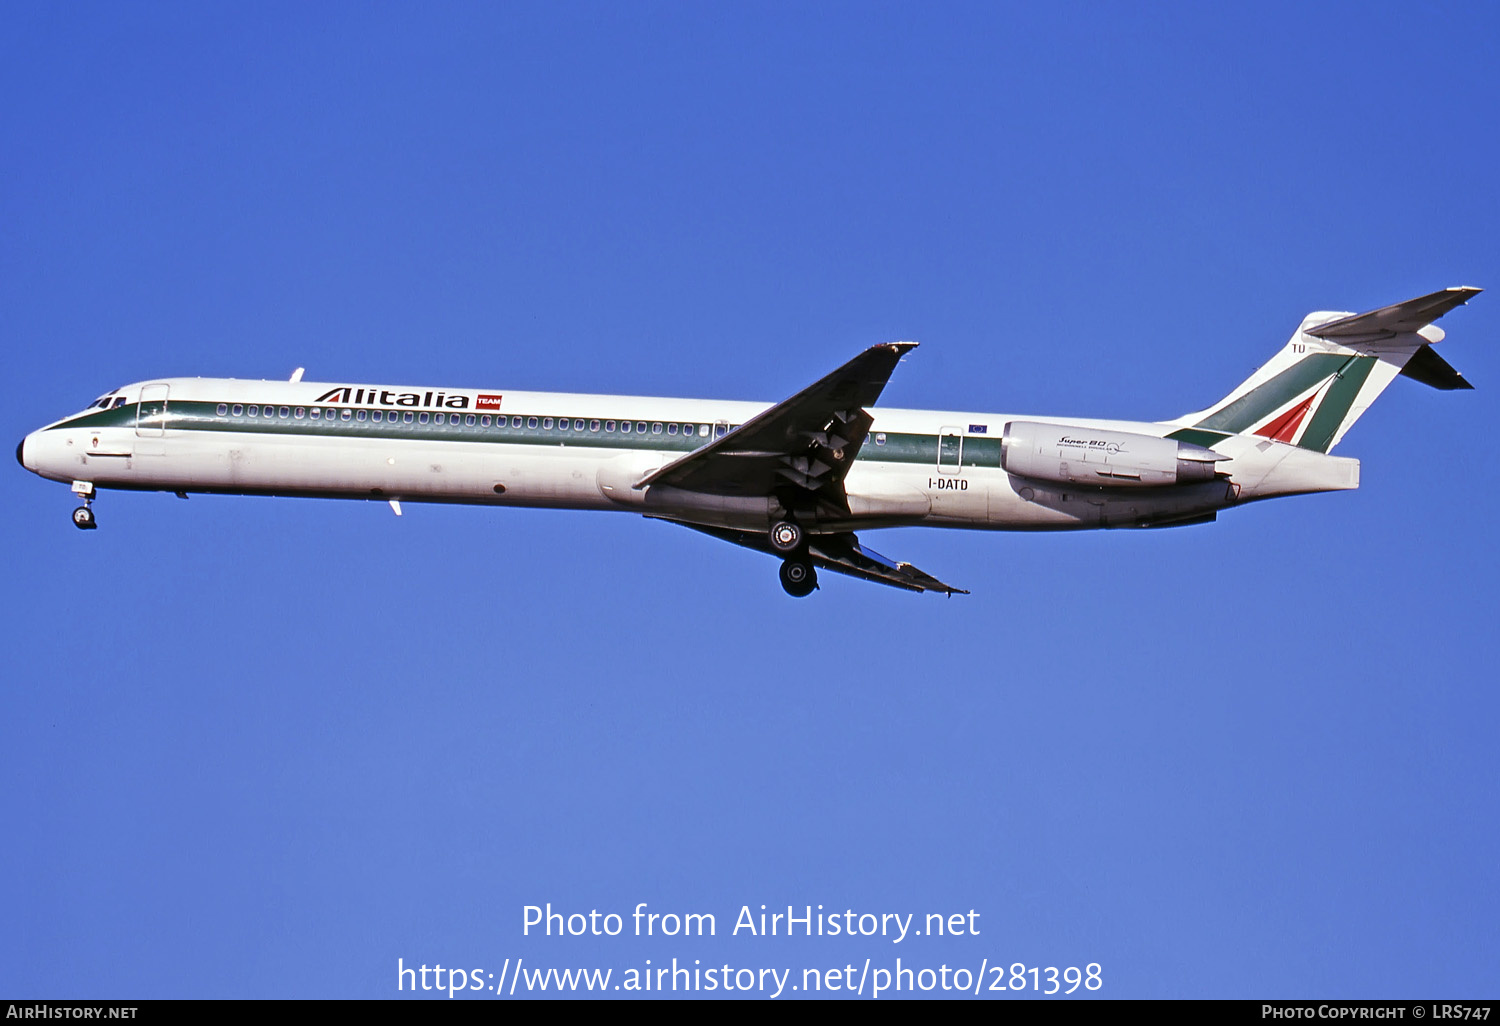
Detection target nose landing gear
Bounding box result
[70,480,97,530]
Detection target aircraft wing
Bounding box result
[634,342,916,517]
[661,520,968,595]
[1305,286,1481,345]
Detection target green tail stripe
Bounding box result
[1297,355,1376,453]
[1195,353,1348,434]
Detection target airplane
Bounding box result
[16,287,1479,597]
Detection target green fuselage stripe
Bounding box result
[51,400,1007,469]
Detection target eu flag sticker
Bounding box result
[968,424,987,434]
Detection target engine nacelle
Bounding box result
[1000,421,1228,488]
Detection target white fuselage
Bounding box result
[17,376,1360,534]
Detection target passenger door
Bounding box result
[135,383,169,456]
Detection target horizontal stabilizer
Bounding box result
[1305,286,1481,344]
[1400,343,1473,390]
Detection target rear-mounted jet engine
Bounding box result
[1000,421,1229,488]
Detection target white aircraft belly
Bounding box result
[97,431,621,510]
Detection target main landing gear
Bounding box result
[778,557,817,598]
[71,480,97,530]
[768,519,804,554]
[770,519,817,597]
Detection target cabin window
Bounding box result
[310,408,321,419]
[652,422,662,434]
[636,422,647,433]
[527,417,538,429]
[467,414,477,426]
[433,413,445,425]
[280,407,290,418]
[232,405,243,415]
[558,419,569,431]
[590,420,600,431]
[620,421,631,434]
[667,423,678,435]
[418,412,429,424]
[699,424,709,436]
[480,415,490,427]
[371,410,383,422]
[341,409,352,420]
[356,410,367,421]
[403,412,413,423]
[574,419,584,431]
[217,404,228,416]
[543,417,553,429]
[294,407,305,418]
[875,432,887,445]
[247,405,258,418]
[512,416,522,428]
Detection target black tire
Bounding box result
[779,558,817,597]
[768,519,804,554]
[72,506,96,530]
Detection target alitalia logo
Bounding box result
[313,387,501,411]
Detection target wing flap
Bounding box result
[812,532,969,595]
[658,519,967,595]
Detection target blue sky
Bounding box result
[3,1,1496,999]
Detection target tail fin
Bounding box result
[1169,287,1479,453]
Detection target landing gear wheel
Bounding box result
[72,506,97,530]
[779,558,817,597]
[769,519,804,554]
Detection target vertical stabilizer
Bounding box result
[1169,287,1478,453]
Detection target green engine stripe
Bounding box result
[1165,427,1230,448]
[1296,355,1376,453]
[1195,353,1347,434]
